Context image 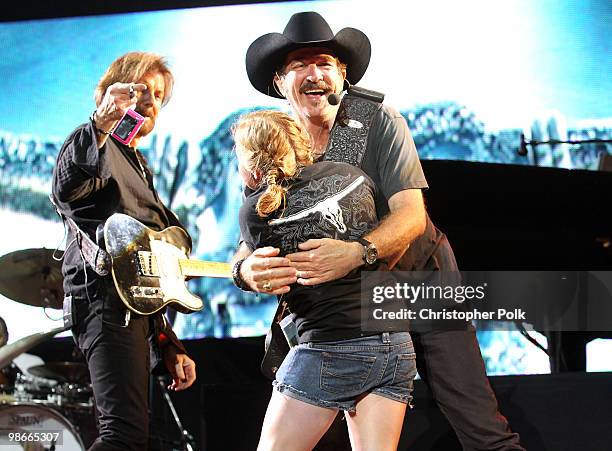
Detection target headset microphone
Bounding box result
[327,93,341,105]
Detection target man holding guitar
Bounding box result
[51,52,196,450]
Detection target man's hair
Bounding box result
[232,110,313,217]
[94,52,174,107]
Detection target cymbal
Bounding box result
[0,248,63,309]
[29,362,90,385]
[0,325,69,370]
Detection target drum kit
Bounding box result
[0,248,96,450]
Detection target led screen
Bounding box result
[1,0,610,375]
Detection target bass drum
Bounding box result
[0,403,85,450]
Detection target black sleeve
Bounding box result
[237,186,253,247]
[52,122,112,203]
[150,312,188,375]
[238,197,266,252]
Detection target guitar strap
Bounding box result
[323,85,385,167]
[260,300,292,380]
[260,86,385,379]
[49,194,111,277]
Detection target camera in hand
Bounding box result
[111,109,145,145]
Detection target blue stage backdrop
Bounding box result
[1,0,611,375]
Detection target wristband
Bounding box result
[232,258,253,292]
[90,110,111,135]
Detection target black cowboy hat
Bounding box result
[246,11,371,98]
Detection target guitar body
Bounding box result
[104,213,203,315]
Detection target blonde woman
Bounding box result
[233,110,416,451]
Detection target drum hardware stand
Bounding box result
[156,376,195,451]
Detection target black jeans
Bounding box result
[412,326,524,451]
[75,297,152,451]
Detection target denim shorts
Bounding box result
[273,332,417,412]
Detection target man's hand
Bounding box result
[240,247,297,294]
[163,346,196,391]
[92,82,147,146]
[286,238,363,286]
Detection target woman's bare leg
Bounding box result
[345,393,407,451]
[257,390,339,451]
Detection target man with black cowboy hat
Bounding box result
[233,11,523,451]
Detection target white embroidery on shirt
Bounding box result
[268,176,365,233]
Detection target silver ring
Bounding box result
[262,281,272,291]
[129,84,135,99]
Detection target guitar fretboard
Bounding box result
[179,259,232,278]
[136,250,231,279]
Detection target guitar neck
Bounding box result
[179,259,232,279]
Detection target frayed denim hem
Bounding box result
[273,380,357,413]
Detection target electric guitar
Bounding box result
[104,213,231,315]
